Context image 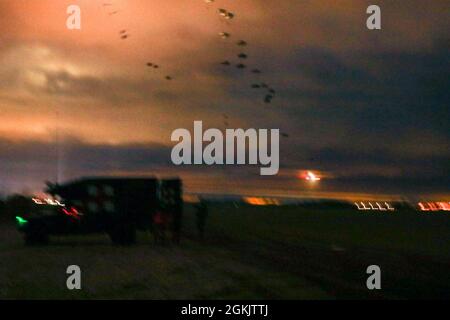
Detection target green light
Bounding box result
[16,216,28,227]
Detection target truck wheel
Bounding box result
[122,223,136,245]
[108,223,136,245]
[107,231,118,244]
[25,231,48,246]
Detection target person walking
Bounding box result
[195,199,208,241]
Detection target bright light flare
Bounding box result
[301,171,321,182]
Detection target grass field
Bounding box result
[1,203,450,299]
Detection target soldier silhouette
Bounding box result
[195,199,208,241]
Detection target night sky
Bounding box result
[0,0,448,199]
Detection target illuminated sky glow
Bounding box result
[0,0,448,199]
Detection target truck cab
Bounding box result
[16,177,183,245]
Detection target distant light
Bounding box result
[418,202,450,212]
[376,202,387,211]
[438,202,450,211]
[302,171,321,182]
[355,201,394,212]
[243,197,280,206]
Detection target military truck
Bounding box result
[15,177,182,245]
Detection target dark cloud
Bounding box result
[0,137,171,193]
[269,41,450,156]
